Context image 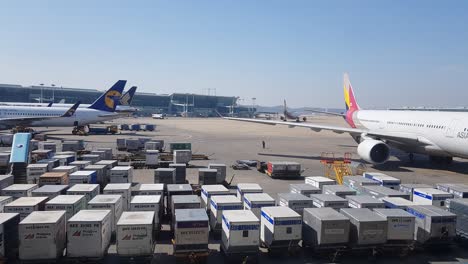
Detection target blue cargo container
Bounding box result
[131,124,141,131]
[9,133,31,163]
[145,124,155,131]
[120,124,129,131]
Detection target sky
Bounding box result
[0,0,467,108]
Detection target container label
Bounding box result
[325,229,344,235]
[363,230,384,236]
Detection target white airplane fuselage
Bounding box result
[0,102,134,113]
[352,110,468,158]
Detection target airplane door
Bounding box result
[445,119,459,138]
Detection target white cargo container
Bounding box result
[69,160,92,170]
[103,183,132,210]
[171,195,201,220]
[2,184,38,199]
[208,163,227,184]
[413,188,453,208]
[438,183,468,199]
[302,208,350,248]
[174,209,209,254]
[173,150,192,164]
[243,193,276,219]
[210,196,243,231]
[310,194,348,211]
[83,164,108,187]
[45,195,85,220]
[346,195,385,209]
[81,154,101,164]
[0,175,13,190]
[343,176,380,194]
[145,150,159,167]
[323,185,357,198]
[260,206,302,249]
[39,141,57,152]
[130,195,162,227]
[52,165,78,175]
[0,196,13,212]
[19,211,66,260]
[67,210,111,258]
[363,172,401,190]
[53,155,75,166]
[0,213,20,259]
[135,183,164,196]
[373,208,415,241]
[221,210,260,254]
[4,197,48,220]
[110,166,134,183]
[289,183,321,197]
[362,185,411,200]
[167,184,193,214]
[88,195,124,233]
[399,183,432,201]
[91,150,106,161]
[340,208,388,246]
[26,164,49,183]
[154,168,176,185]
[200,185,230,211]
[407,205,457,244]
[116,211,155,256]
[381,197,417,210]
[69,170,97,186]
[237,183,263,202]
[305,176,336,190]
[95,160,118,169]
[277,193,314,216]
[67,184,100,203]
[96,148,113,160]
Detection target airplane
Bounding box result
[0,80,126,130]
[0,86,138,113]
[224,73,468,165]
[280,100,308,122]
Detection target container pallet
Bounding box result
[172,239,210,263]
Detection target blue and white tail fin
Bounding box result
[119,86,137,106]
[88,80,126,112]
[62,101,80,117]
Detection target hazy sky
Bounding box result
[1,1,467,108]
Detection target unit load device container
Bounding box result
[276,193,313,216]
[302,207,350,248]
[260,206,302,250]
[243,193,276,219]
[340,208,388,247]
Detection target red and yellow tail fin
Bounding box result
[343,73,360,128]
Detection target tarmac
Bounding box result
[7,116,468,263]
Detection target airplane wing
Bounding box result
[0,102,80,125]
[305,109,346,117]
[223,117,433,146]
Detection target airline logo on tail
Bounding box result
[89,80,126,112]
[343,73,360,128]
[119,86,137,106]
[104,90,122,109]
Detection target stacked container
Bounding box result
[26,164,49,183]
[31,185,68,200]
[173,209,209,254]
[4,197,47,220]
[362,186,411,200]
[363,172,401,190]
[198,169,217,185]
[88,195,124,234]
[83,164,108,187]
[340,208,388,247]
[221,210,260,255]
[346,195,385,209]
[171,195,201,220]
[52,165,78,175]
[305,176,336,190]
[373,208,415,243]
[167,184,193,215]
[69,160,92,170]
[412,188,453,208]
[447,198,468,238]
[381,197,417,210]
[310,194,348,211]
[276,193,313,216]
[260,206,302,249]
[237,183,263,202]
[45,195,85,219]
[0,213,20,259]
[95,160,118,169]
[243,193,276,219]
[39,171,69,186]
[289,183,321,197]
[2,184,38,198]
[438,183,468,199]
[69,170,97,186]
[173,150,192,164]
[110,166,134,183]
[145,150,159,167]
[399,183,432,201]
[67,184,100,203]
[201,185,230,211]
[116,212,155,256]
[130,195,162,228]
[210,195,243,232]
[208,163,227,184]
[406,205,457,244]
[323,185,357,198]
[103,183,132,210]
[343,176,379,194]
[302,208,350,248]
[135,183,164,196]
[169,163,187,184]
[81,154,101,164]
[154,168,176,185]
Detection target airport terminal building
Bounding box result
[0,83,254,117]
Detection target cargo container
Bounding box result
[373,208,415,242]
[289,183,321,197]
[0,213,20,259]
[346,195,385,209]
[343,176,380,194]
[125,139,140,151]
[131,124,141,131]
[167,184,193,214]
[406,205,457,244]
[110,166,134,183]
[0,175,13,190]
[381,197,417,210]
[173,209,209,254]
[39,171,69,186]
[302,208,350,248]
[198,168,217,185]
[45,195,85,220]
[117,138,127,151]
[95,160,118,169]
[138,138,151,149]
[243,193,275,219]
[208,164,227,184]
[413,188,453,208]
[32,150,53,161]
[67,210,111,258]
[130,195,162,227]
[0,153,10,166]
[310,194,348,211]
[31,185,68,201]
[154,168,176,185]
[37,158,60,171]
[69,160,92,170]
[363,172,401,190]
[29,140,39,151]
[266,161,301,178]
[39,141,57,152]
[237,183,262,202]
[83,164,108,187]
[2,184,38,198]
[447,198,468,238]
[61,141,83,152]
[81,154,101,164]
[169,143,192,152]
[4,197,47,220]
[103,183,132,210]
[171,195,201,220]
[135,183,164,196]
[52,165,78,175]
[19,211,66,260]
[53,154,75,166]
[201,185,230,211]
[340,208,388,246]
[145,141,162,151]
[116,211,155,256]
[26,164,49,183]
[88,195,124,233]
[144,124,156,131]
[435,183,455,193]
[145,150,159,167]
[399,183,433,201]
[0,196,13,212]
[69,170,97,186]
[221,210,260,254]
[305,176,336,189]
[260,206,302,249]
[438,183,468,199]
[96,148,113,160]
[173,150,192,164]
[277,193,313,216]
[55,151,77,159]
[90,152,105,161]
[0,134,13,146]
[323,185,357,198]
[362,185,411,200]
[169,163,187,184]
[67,184,100,203]
[210,196,243,232]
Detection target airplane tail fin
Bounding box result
[47,102,53,107]
[62,101,80,117]
[88,80,126,112]
[343,73,360,127]
[119,86,137,106]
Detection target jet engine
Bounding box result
[302,117,307,122]
[357,139,390,164]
